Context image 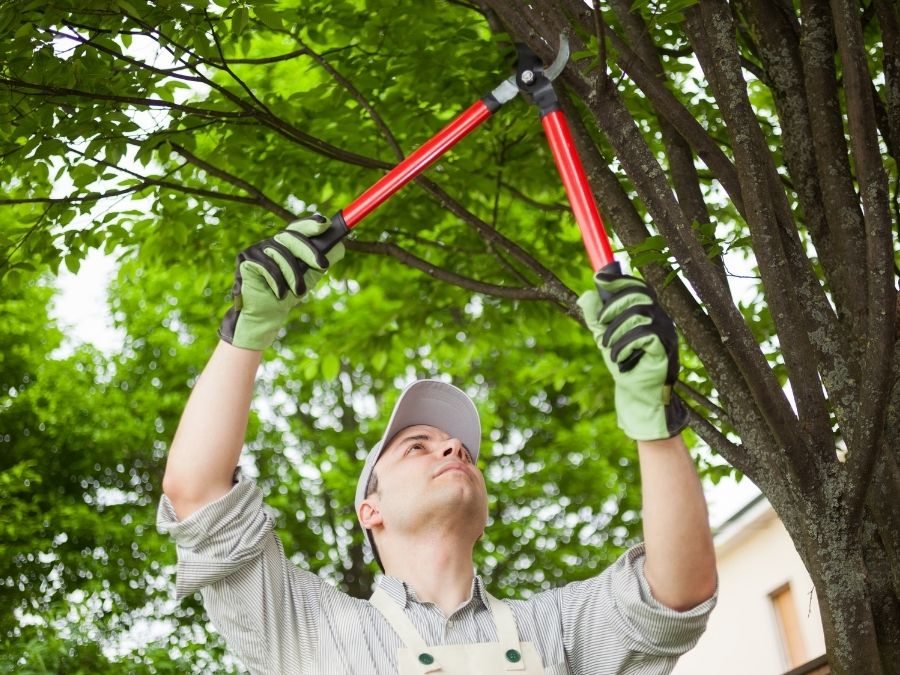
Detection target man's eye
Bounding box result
[405,443,425,455]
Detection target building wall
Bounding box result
[672,501,826,675]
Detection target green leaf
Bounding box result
[371,351,388,372]
[321,353,340,380]
[253,5,282,29]
[115,0,142,18]
[14,22,34,39]
[232,7,249,36]
[63,253,80,274]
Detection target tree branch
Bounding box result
[53,23,207,86]
[0,185,151,206]
[121,17,393,172]
[831,0,898,523]
[382,228,485,256]
[345,239,557,302]
[0,77,253,119]
[873,0,900,164]
[499,181,568,213]
[734,0,858,439]
[797,0,869,323]
[595,21,747,216]
[291,34,405,160]
[606,0,726,285]
[684,1,832,481]
[167,143,296,221]
[488,156,537,286]
[675,380,732,427]
[410,177,581,315]
[683,405,752,477]
[0,206,52,272]
[205,13,278,119]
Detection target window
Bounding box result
[770,582,807,668]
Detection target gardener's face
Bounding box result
[361,424,488,544]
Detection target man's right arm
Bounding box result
[161,216,345,521]
[162,341,262,520]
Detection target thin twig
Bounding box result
[499,181,568,213]
[293,33,404,160]
[346,239,555,301]
[0,206,52,271]
[683,406,748,472]
[167,143,296,221]
[0,77,253,119]
[205,12,276,117]
[675,380,733,426]
[592,1,609,91]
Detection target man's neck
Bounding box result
[380,533,477,618]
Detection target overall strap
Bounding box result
[485,593,527,672]
[370,588,442,674]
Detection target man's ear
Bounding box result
[358,497,383,529]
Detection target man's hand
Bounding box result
[577,268,687,440]
[218,215,345,351]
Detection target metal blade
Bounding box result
[545,34,570,81]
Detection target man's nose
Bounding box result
[442,438,467,461]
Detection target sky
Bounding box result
[49,256,762,530]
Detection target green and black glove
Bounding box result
[577,266,688,441]
[218,215,345,351]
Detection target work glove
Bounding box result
[218,215,344,351]
[577,266,688,441]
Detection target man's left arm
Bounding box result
[578,270,717,612]
[638,434,716,610]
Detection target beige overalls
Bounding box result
[370,587,546,675]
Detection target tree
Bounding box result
[0,278,243,671]
[480,0,900,670]
[1,0,897,672]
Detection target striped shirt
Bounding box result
[157,472,715,674]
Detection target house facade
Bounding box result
[672,495,828,674]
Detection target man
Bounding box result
[158,216,717,674]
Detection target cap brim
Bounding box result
[379,380,481,462]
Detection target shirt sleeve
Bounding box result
[559,543,717,673]
[156,470,324,675]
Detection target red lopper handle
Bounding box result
[341,101,495,228]
[540,110,615,272]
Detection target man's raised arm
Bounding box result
[578,270,717,611]
[637,434,716,610]
[162,342,262,520]
[162,216,344,520]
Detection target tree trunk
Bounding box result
[800,522,888,674]
[777,348,900,674]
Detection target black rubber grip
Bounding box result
[482,94,502,113]
[309,212,351,257]
[595,261,622,302]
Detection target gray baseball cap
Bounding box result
[354,379,482,567]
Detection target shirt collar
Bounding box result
[376,572,490,612]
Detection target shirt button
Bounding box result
[418,653,434,665]
[505,649,522,663]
